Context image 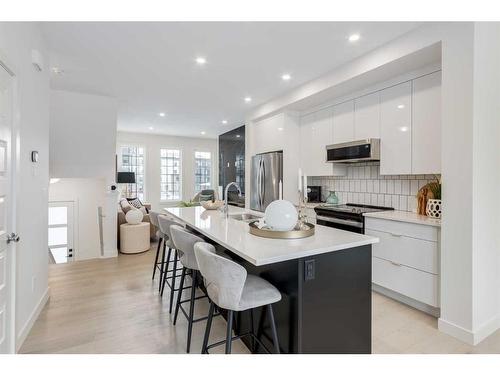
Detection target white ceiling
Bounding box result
[41,22,421,138]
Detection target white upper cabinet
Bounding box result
[299,108,346,177]
[354,92,380,140]
[380,81,412,175]
[332,100,355,144]
[412,71,441,174]
[252,113,286,154]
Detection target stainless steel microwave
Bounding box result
[326,138,380,163]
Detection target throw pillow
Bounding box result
[126,198,149,213]
[120,199,133,214]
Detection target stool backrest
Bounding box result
[170,226,205,270]
[194,242,247,311]
[149,211,160,228]
[157,215,180,238]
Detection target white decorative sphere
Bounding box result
[264,200,298,231]
[125,209,143,225]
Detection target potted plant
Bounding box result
[425,177,442,218]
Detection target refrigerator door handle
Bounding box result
[261,160,266,207]
[259,159,264,208]
[257,158,262,209]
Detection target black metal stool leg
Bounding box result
[158,243,167,292]
[168,250,178,313]
[160,244,170,294]
[186,270,198,353]
[250,308,256,353]
[173,266,187,325]
[152,237,162,280]
[267,304,280,354]
[225,310,234,354]
[202,301,215,354]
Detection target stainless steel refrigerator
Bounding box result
[250,151,283,212]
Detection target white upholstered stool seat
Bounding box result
[237,275,282,311]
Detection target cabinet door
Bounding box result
[332,100,355,144]
[380,82,412,175]
[412,71,441,174]
[354,92,380,139]
[252,113,285,154]
[311,107,334,176]
[299,112,315,173]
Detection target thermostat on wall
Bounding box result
[31,151,39,163]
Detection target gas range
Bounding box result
[314,203,394,233]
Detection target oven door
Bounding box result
[315,212,364,234]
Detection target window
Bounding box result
[161,148,181,200]
[194,151,212,193]
[120,145,145,200]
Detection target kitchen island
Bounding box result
[165,205,379,354]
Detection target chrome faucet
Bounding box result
[223,182,242,218]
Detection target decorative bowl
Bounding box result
[264,200,298,231]
[201,200,224,210]
[125,209,143,225]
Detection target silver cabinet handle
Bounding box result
[389,232,402,237]
[390,261,402,267]
[7,233,20,244]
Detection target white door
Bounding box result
[48,202,74,264]
[0,62,16,353]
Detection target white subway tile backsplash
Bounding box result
[310,164,440,212]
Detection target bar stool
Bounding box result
[194,242,282,354]
[170,225,211,353]
[157,215,184,312]
[149,211,167,285]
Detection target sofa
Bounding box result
[117,199,156,245]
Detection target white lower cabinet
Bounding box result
[366,217,440,313]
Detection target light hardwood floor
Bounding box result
[20,243,500,354]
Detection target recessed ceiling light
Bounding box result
[158,112,166,117]
[399,126,409,132]
[281,74,291,81]
[278,127,284,131]
[148,126,154,130]
[244,97,252,103]
[201,131,206,135]
[397,104,405,109]
[195,57,207,65]
[348,34,361,42]
[236,134,241,138]
[222,120,228,124]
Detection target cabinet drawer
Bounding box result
[365,217,438,242]
[372,257,439,307]
[366,229,438,274]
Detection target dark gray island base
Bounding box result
[189,224,372,354]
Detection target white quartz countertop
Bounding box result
[363,210,441,227]
[165,206,379,266]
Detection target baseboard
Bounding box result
[438,315,500,346]
[15,287,50,352]
[438,318,474,345]
[372,283,440,317]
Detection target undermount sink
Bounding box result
[229,213,261,222]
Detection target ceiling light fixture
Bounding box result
[397,104,405,109]
[281,74,291,81]
[244,97,252,103]
[201,131,206,135]
[278,127,284,131]
[158,112,166,117]
[195,57,207,65]
[348,34,361,42]
[148,126,154,130]
[222,120,228,124]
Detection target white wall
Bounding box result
[0,22,50,351]
[50,90,117,182]
[245,22,500,345]
[471,22,500,341]
[48,178,115,261]
[116,131,218,211]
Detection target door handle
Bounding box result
[7,233,20,244]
